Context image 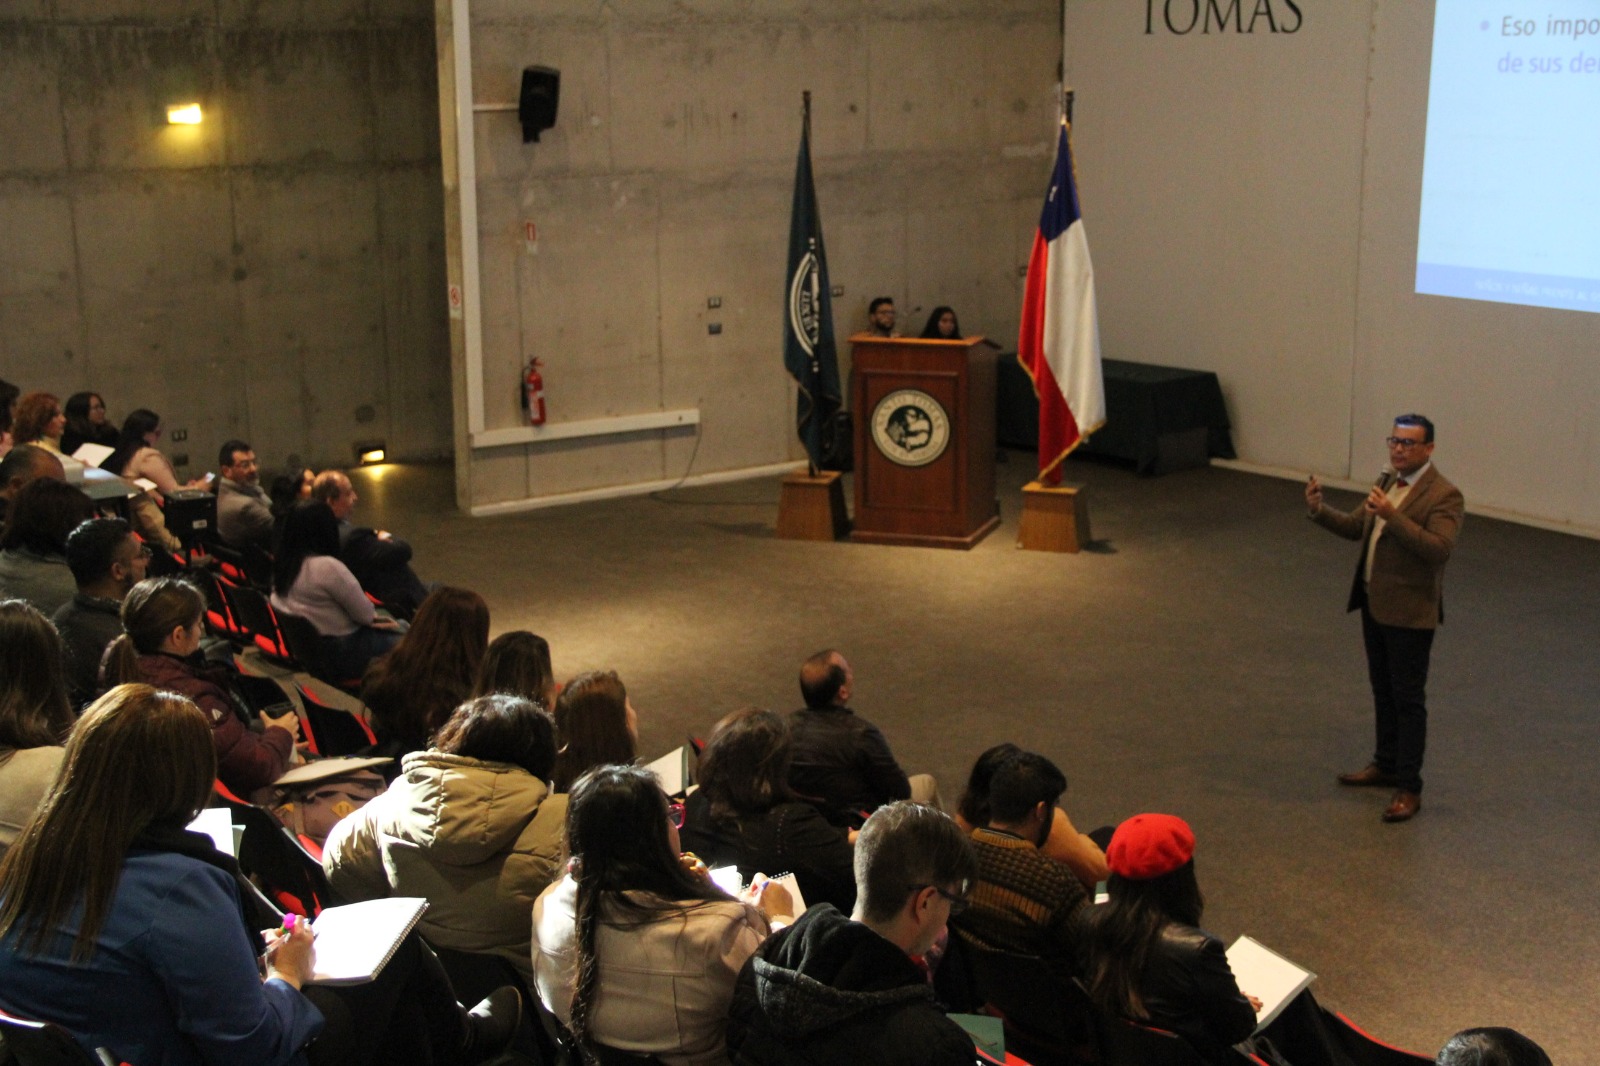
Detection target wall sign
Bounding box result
[1145,0,1303,35]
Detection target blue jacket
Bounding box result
[0,849,324,1066]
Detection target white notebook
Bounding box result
[306,897,429,986]
[707,867,808,919]
[1226,935,1316,1032]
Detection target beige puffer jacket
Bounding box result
[322,750,566,983]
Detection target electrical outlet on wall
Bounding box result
[170,428,187,442]
[707,296,722,308]
[708,323,722,335]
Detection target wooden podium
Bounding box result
[849,334,999,549]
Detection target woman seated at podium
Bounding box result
[918,305,963,340]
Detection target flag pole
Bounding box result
[802,89,817,478]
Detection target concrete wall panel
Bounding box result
[222,31,375,167]
[73,171,237,373]
[217,0,371,30]
[57,28,225,172]
[0,9,449,469]
[0,34,66,174]
[0,187,81,374]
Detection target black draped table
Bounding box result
[996,356,1235,475]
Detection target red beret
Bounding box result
[1107,813,1195,880]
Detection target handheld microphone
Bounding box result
[1375,465,1396,492]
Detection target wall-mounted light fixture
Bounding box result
[355,440,388,466]
[166,103,203,125]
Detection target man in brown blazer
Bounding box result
[1306,414,1464,823]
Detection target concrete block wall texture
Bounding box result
[0,2,451,476]
[450,0,1066,510]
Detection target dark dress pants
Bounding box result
[1359,606,1434,795]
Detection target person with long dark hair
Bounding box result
[104,577,300,796]
[471,630,556,710]
[550,670,638,793]
[360,586,489,756]
[680,707,856,913]
[324,695,564,984]
[0,601,74,856]
[270,501,403,680]
[532,763,792,1064]
[0,683,521,1066]
[60,392,117,456]
[918,306,962,339]
[102,408,208,496]
[1082,814,1260,1064]
[0,478,95,615]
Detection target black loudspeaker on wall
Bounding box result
[519,66,560,143]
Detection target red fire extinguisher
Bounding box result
[523,358,546,426]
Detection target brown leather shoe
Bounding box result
[1338,763,1400,788]
[1382,790,1421,823]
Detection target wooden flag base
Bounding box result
[1018,479,1090,553]
[776,470,850,541]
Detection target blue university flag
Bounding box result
[782,96,842,473]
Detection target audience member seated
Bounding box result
[311,470,429,617]
[0,683,521,1066]
[551,670,638,793]
[0,601,74,857]
[271,465,314,515]
[532,763,793,1065]
[103,577,300,797]
[0,478,95,615]
[680,707,857,913]
[472,629,557,709]
[102,408,209,496]
[0,445,65,527]
[919,305,963,339]
[0,378,18,458]
[60,392,118,457]
[955,749,1088,967]
[54,517,149,709]
[324,694,564,986]
[787,648,938,824]
[99,409,188,554]
[11,392,66,456]
[361,586,489,758]
[955,741,1108,891]
[215,439,275,551]
[1437,1027,1552,1066]
[725,801,980,1066]
[1082,813,1261,1065]
[271,501,404,680]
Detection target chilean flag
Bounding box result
[1017,116,1104,485]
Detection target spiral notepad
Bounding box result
[307,897,429,986]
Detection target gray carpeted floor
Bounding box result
[351,450,1597,1062]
